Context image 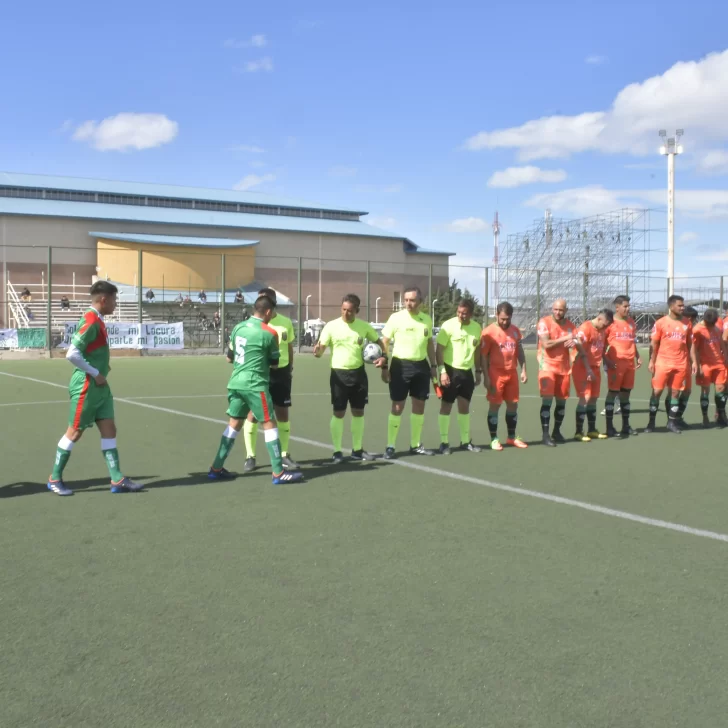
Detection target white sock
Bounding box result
[223,426,239,439]
[58,436,74,451]
[264,428,280,442]
[100,438,117,450]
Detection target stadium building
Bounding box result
[0,172,451,329]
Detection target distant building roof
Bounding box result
[89,232,259,248]
[0,171,365,216]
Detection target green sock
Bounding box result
[243,420,258,458]
[51,436,73,481]
[101,438,124,482]
[457,413,470,445]
[669,398,680,420]
[265,429,284,475]
[438,414,450,444]
[330,416,344,452]
[278,421,291,456]
[387,414,401,448]
[350,415,365,451]
[212,427,237,470]
[410,413,425,448]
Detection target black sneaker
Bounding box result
[459,442,482,453]
[438,443,452,455]
[702,416,711,428]
[351,450,376,461]
[332,451,345,464]
[243,457,256,473]
[718,413,728,428]
[542,432,557,447]
[667,420,682,435]
[281,454,299,470]
[551,430,567,445]
[676,418,690,430]
[644,422,656,434]
[409,444,436,456]
[384,447,396,460]
[606,426,619,438]
[619,427,638,438]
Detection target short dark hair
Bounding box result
[667,294,684,306]
[90,281,118,299]
[342,293,361,311]
[403,286,422,301]
[613,295,630,306]
[704,308,719,325]
[258,287,277,304]
[597,308,615,324]
[496,301,513,316]
[684,306,698,320]
[254,295,275,315]
[457,298,475,314]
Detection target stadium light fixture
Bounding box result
[305,294,312,322]
[375,296,381,323]
[658,129,684,296]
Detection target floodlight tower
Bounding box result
[492,211,501,306]
[659,129,684,295]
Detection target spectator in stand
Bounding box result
[234,290,244,304]
[24,304,34,321]
[183,295,191,306]
[199,312,210,331]
[60,295,70,310]
[146,289,155,302]
[198,289,207,304]
[213,310,221,330]
[174,293,184,306]
[20,287,32,302]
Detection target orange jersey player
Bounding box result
[536,298,583,447]
[603,295,642,437]
[572,309,613,441]
[646,295,697,434]
[480,301,528,450]
[693,308,728,427]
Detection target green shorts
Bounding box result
[68,376,115,430]
[226,388,274,423]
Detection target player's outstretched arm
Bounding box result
[517,342,528,383]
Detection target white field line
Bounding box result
[1,371,726,545]
[0,400,68,407]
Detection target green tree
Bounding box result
[423,280,485,327]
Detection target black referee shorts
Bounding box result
[330,366,369,411]
[440,364,475,403]
[269,364,292,408]
[389,357,430,402]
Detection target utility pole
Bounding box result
[492,211,501,313]
[659,129,684,296]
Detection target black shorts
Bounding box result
[330,367,369,411]
[269,364,292,408]
[389,357,430,402]
[441,365,475,403]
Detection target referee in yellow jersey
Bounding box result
[435,299,483,454]
[314,294,386,463]
[381,286,438,458]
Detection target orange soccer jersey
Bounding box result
[605,317,637,362]
[537,316,576,375]
[651,316,691,370]
[480,323,522,372]
[574,320,606,368]
[693,323,725,368]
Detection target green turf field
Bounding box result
[2,352,728,727]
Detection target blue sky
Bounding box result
[2,0,728,289]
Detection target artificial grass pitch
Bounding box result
[1,354,728,727]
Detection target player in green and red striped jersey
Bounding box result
[46,281,142,496]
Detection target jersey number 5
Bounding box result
[234,336,248,364]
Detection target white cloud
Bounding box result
[695,149,728,175]
[446,217,489,233]
[487,165,567,188]
[230,144,265,153]
[72,112,178,151]
[240,57,274,73]
[249,160,267,169]
[585,55,608,65]
[465,49,728,161]
[225,35,267,48]
[233,173,276,190]
[329,166,358,178]
[678,231,698,244]
[366,216,397,230]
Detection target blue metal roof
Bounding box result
[0,196,427,244]
[89,231,259,248]
[0,171,365,215]
[408,247,455,256]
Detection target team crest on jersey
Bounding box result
[357,337,363,345]
[281,331,288,341]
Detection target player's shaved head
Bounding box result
[258,287,277,305]
[704,308,719,326]
[551,299,567,321]
[254,295,275,316]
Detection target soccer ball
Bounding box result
[362,342,382,364]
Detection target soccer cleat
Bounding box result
[606,426,620,438]
[331,451,345,464]
[643,422,656,434]
[490,438,503,451]
[272,471,305,485]
[438,443,452,456]
[702,416,711,429]
[281,455,300,470]
[551,430,567,445]
[507,437,528,449]
[587,431,608,440]
[718,413,728,428]
[47,478,73,496]
[243,457,256,473]
[110,477,144,493]
[208,467,236,481]
[542,432,557,447]
[384,447,396,460]
[676,419,690,430]
[350,450,376,461]
[574,433,591,442]
[621,426,638,436]
[460,442,482,453]
[667,420,682,435]
[409,444,436,456]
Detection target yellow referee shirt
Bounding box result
[382,309,433,362]
[267,313,295,368]
[436,317,482,370]
[318,318,380,370]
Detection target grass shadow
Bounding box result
[0,475,157,499]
